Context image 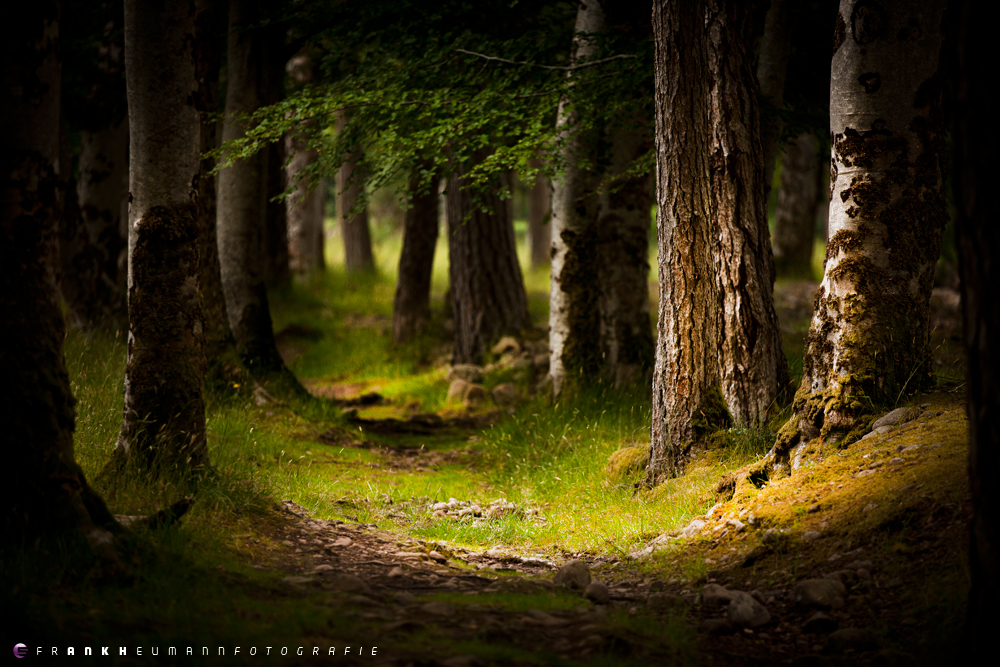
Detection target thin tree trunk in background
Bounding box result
[286,51,325,278]
[708,0,790,427]
[773,131,820,279]
[647,0,724,484]
[1,1,120,551]
[336,115,375,273]
[773,0,948,467]
[952,0,1000,653]
[61,0,128,331]
[549,0,604,396]
[262,24,289,287]
[392,164,439,343]
[596,123,654,388]
[218,0,294,383]
[193,0,234,367]
[756,0,792,198]
[114,0,208,473]
[527,157,551,269]
[447,150,531,364]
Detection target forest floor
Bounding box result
[6,234,970,666]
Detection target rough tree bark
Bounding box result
[61,0,128,331]
[447,150,531,364]
[392,164,439,343]
[549,0,604,395]
[646,0,726,483]
[1,1,120,552]
[218,0,295,384]
[336,115,375,273]
[773,131,821,279]
[772,0,948,469]
[951,0,1000,652]
[526,157,551,269]
[596,123,654,388]
[708,0,790,427]
[113,0,209,473]
[756,0,792,198]
[285,52,326,277]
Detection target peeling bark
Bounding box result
[773,0,948,471]
[392,164,439,343]
[447,150,531,365]
[708,0,790,427]
[773,131,821,279]
[114,0,209,473]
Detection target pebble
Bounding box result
[872,407,919,430]
[491,336,520,356]
[727,591,771,628]
[803,531,822,542]
[554,559,591,590]
[311,564,335,574]
[897,443,921,454]
[792,579,846,609]
[702,583,737,607]
[680,518,708,538]
[584,581,610,604]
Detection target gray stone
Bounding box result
[792,579,846,609]
[447,379,470,402]
[826,627,876,652]
[447,364,483,383]
[803,531,822,542]
[328,573,372,594]
[762,528,788,545]
[554,559,591,590]
[727,591,771,628]
[680,518,708,538]
[727,518,747,533]
[803,611,838,634]
[311,564,335,574]
[584,581,610,604]
[701,583,736,607]
[874,426,893,435]
[491,383,519,406]
[699,618,734,635]
[463,384,488,406]
[872,407,919,431]
[491,336,520,356]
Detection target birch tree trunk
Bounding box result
[526,158,551,269]
[646,0,726,483]
[708,0,790,427]
[113,0,209,473]
[447,151,531,364]
[549,0,604,396]
[218,0,291,382]
[392,165,439,343]
[773,131,820,279]
[951,0,1000,651]
[773,0,948,468]
[1,1,120,550]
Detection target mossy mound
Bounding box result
[605,446,650,485]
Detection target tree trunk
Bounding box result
[596,124,654,388]
[708,0,790,427]
[549,0,604,396]
[113,0,209,473]
[951,0,1000,652]
[647,0,726,483]
[193,0,235,367]
[773,131,820,279]
[447,150,531,364]
[527,158,551,269]
[1,1,120,552]
[262,24,289,287]
[773,0,948,467]
[285,52,326,278]
[61,1,129,331]
[756,0,792,198]
[336,114,375,273]
[218,0,293,383]
[392,164,439,343]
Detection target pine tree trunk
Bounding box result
[447,149,531,364]
[1,1,120,550]
[60,1,128,331]
[773,0,948,466]
[549,0,604,396]
[285,52,325,278]
[773,131,820,279]
[392,165,439,343]
[708,0,790,427]
[218,0,290,380]
[527,158,551,269]
[951,0,1000,651]
[756,0,792,198]
[596,124,654,388]
[647,0,725,483]
[114,0,209,473]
